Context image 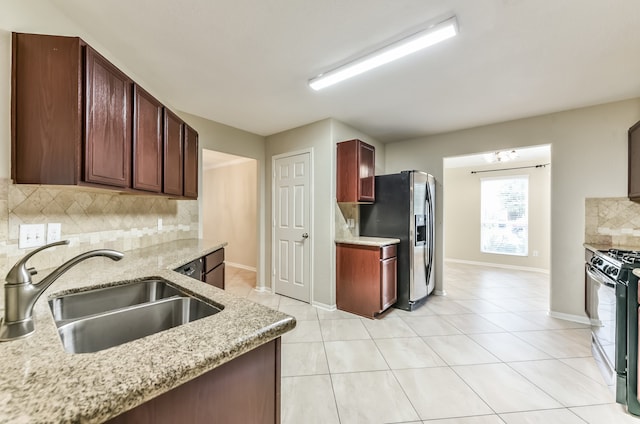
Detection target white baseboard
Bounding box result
[312,301,336,311]
[226,262,257,272]
[445,258,549,274]
[253,285,273,294]
[433,290,447,296]
[548,310,590,325]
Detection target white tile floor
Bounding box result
[225,263,637,424]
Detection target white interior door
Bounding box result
[273,151,311,302]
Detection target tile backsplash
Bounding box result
[0,178,198,274]
[335,203,359,240]
[585,197,640,247]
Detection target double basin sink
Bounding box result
[49,278,223,354]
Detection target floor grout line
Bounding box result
[225,264,624,423]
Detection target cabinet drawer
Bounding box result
[205,248,225,273]
[380,244,397,260]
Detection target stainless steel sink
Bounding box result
[48,278,223,354]
[49,279,184,322]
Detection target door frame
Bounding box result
[271,148,314,302]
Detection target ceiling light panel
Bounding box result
[309,16,458,91]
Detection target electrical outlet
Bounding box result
[19,224,46,249]
[157,218,163,231]
[47,223,62,243]
[533,250,539,257]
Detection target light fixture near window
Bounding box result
[308,16,458,91]
[484,150,519,163]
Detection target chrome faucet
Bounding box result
[0,240,124,341]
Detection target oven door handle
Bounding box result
[586,266,616,288]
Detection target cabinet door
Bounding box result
[380,257,397,310]
[205,249,225,274]
[12,33,83,185]
[106,339,280,424]
[183,125,199,199]
[163,109,184,196]
[358,142,375,202]
[629,120,640,199]
[205,264,225,289]
[85,47,132,187]
[336,139,375,202]
[336,244,380,317]
[337,140,358,202]
[133,85,163,192]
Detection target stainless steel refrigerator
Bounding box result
[360,171,435,310]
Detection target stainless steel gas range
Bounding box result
[585,247,640,415]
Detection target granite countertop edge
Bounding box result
[335,236,401,247]
[0,238,295,424]
[584,242,640,253]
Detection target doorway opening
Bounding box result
[202,149,258,297]
[442,144,551,290]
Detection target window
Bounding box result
[480,176,528,256]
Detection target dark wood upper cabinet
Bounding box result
[133,86,163,193]
[11,33,83,185]
[84,47,132,188]
[163,109,184,196]
[184,125,199,199]
[11,32,199,199]
[629,120,640,200]
[336,139,375,203]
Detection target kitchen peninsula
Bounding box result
[0,239,295,423]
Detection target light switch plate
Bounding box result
[47,223,62,243]
[19,224,46,249]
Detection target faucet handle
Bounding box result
[5,240,70,285]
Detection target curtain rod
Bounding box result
[470,163,550,174]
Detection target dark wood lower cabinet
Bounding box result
[203,248,225,289]
[107,338,281,424]
[204,263,225,289]
[336,243,397,318]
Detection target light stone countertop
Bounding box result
[335,236,401,247]
[0,238,296,423]
[584,242,640,253]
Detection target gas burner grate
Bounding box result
[606,249,640,264]
[623,254,640,264]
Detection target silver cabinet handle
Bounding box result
[302,233,309,239]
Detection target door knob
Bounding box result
[302,233,309,239]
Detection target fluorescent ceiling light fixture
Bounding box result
[309,16,458,91]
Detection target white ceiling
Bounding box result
[23,1,640,142]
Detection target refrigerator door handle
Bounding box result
[424,180,434,287]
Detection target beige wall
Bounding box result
[177,112,267,285]
[265,119,383,307]
[266,119,332,305]
[444,159,551,271]
[203,160,257,269]
[386,98,640,319]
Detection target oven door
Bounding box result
[585,264,618,386]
